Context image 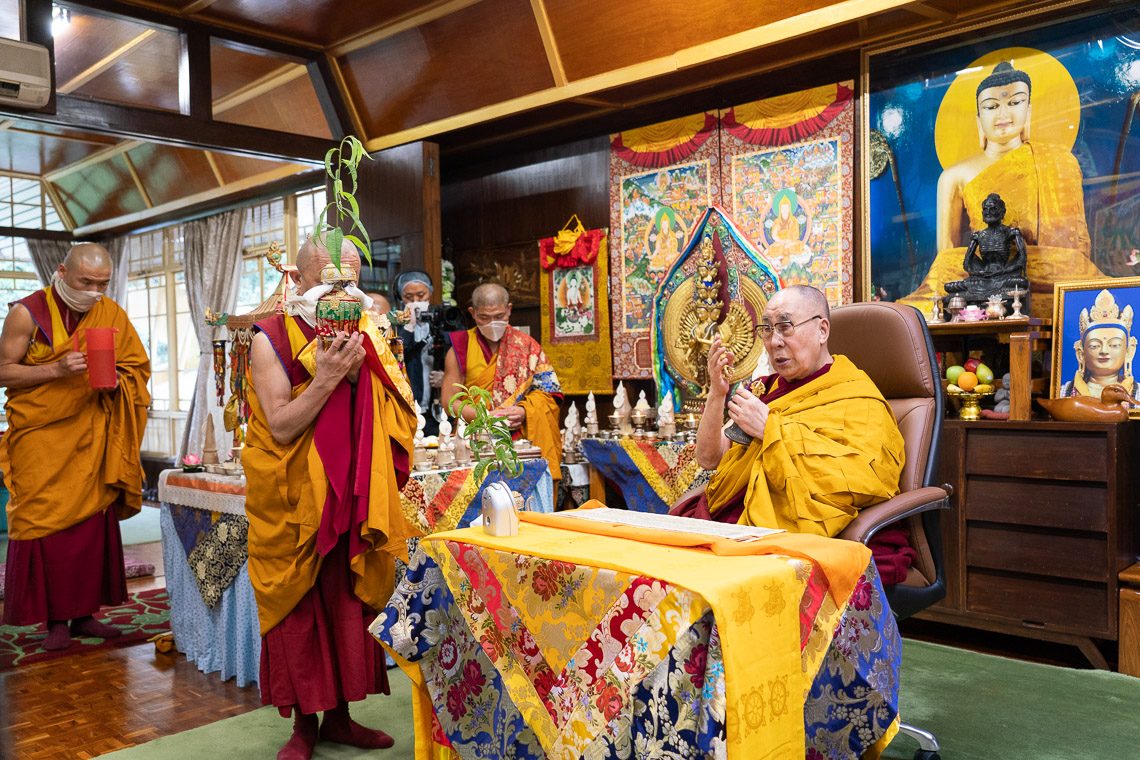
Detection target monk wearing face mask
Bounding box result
[0,242,150,651]
[441,282,563,479]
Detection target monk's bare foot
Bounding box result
[43,621,72,651]
[320,703,394,749]
[278,713,318,760]
[70,616,122,639]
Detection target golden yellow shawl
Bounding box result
[462,328,562,480]
[901,142,1104,317]
[705,355,905,537]
[243,315,417,634]
[1,289,150,539]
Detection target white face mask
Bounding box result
[478,320,509,342]
[51,271,104,313]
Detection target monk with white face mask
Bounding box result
[0,242,151,651]
[440,282,564,480]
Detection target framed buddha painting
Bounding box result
[1051,277,1140,404]
[863,5,1140,319]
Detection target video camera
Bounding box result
[427,305,465,372]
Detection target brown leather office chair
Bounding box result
[829,300,951,760]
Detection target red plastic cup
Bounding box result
[75,327,118,389]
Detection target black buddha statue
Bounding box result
[944,193,1029,311]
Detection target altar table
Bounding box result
[158,461,554,686]
[579,437,711,514]
[374,513,901,759]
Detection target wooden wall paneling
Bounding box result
[339,0,554,137]
[354,141,441,295]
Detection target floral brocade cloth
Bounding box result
[580,438,712,514]
[373,532,900,759]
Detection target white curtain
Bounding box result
[101,236,130,303]
[26,238,70,286]
[179,210,246,460]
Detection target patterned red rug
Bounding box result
[0,588,169,669]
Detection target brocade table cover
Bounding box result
[374,523,901,759]
[580,438,712,514]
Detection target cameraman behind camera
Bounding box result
[395,270,450,435]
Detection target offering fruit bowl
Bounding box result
[945,386,995,421]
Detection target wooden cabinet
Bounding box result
[921,419,1138,668]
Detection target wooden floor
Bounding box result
[0,549,264,760]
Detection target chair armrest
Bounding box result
[838,486,950,545]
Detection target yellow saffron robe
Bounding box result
[705,355,905,537]
[1,288,150,539]
[243,315,418,635]
[461,327,563,480]
[900,142,1104,317]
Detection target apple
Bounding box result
[975,363,994,385]
[964,358,981,372]
[946,365,965,384]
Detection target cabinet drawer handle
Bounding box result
[1022,619,1046,629]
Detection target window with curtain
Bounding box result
[0,175,65,231]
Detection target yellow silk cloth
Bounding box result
[1,289,150,539]
[901,142,1104,317]
[706,355,905,537]
[412,517,872,759]
[463,329,562,480]
[243,316,417,635]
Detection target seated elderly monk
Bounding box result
[672,285,906,537]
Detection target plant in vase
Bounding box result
[448,383,523,536]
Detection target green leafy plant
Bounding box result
[314,135,372,269]
[448,383,523,481]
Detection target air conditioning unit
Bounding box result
[0,38,51,110]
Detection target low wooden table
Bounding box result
[1119,563,1140,676]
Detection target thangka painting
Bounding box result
[539,227,614,395]
[609,112,720,378]
[720,82,855,306]
[867,6,1140,317]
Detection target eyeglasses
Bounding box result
[757,315,823,340]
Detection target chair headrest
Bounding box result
[827,302,936,401]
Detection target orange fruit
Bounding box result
[957,371,978,391]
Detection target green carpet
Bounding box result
[883,639,1139,760]
[101,639,1140,759]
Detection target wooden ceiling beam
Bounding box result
[328,0,484,57]
[0,224,73,241]
[530,0,567,87]
[904,2,957,22]
[6,95,333,163]
[310,55,359,139]
[122,151,154,208]
[42,181,77,231]
[203,151,226,186]
[56,30,157,95]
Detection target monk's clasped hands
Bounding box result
[727,385,769,439]
[315,331,366,384]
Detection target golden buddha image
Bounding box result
[899,50,1105,316]
[1060,289,1140,402]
